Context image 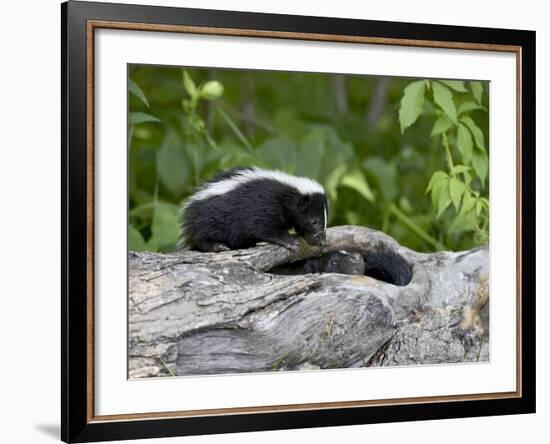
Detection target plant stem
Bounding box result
[159,356,176,377]
[187,134,200,187]
[382,207,390,233]
[442,132,454,173]
[192,142,199,187]
[217,106,254,152]
[220,101,278,134]
[141,338,176,377]
[128,124,134,151]
[389,203,445,251]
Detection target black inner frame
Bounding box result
[62,1,536,442]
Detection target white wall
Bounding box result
[0,0,546,443]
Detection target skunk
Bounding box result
[304,248,412,286]
[304,251,365,275]
[181,167,328,252]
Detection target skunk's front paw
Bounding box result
[264,235,300,252]
[283,237,300,252]
[210,242,230,252]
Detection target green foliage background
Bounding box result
[128,65,489,253]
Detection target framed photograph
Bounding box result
[62,0,535,442]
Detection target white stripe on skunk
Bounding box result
[185,167,325,207]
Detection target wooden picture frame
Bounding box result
[62,1,536,442]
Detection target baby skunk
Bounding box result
[304,249,412,286]
[304,251,365,275]
[181,167,328,252]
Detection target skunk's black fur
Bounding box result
[181,167,328,252]
[363,248,412,286]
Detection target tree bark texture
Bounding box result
[128,226,489,378]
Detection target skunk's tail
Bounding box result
[363,248,413,286]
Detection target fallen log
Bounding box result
[128,226,489,378]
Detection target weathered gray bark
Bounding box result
[129,226,489,378]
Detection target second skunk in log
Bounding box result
[181,167,328,252]
[303,249,412,286]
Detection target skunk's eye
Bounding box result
[331,261,337,266]
[311,218,320,226]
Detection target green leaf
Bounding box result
[128,79,150,108]
[463,170,472,186]
[324,164,348,201]
[431,115,454,137]
[156,130,189,196]
[276,124,352,185]
[435,179,452,218]
[439,80,468,92]
[458,101,480,115]
[449,208,477,233]
[128,112,161,124]
[273,109,306,140]
[200,80,224,100]
[476,197,489,218]
[449,177,466,210]
[451,165,472,175]
[457,123,473,165]
[340,168,375,203]
[462,192,477,213]
[217,144,263,171]
[476,199,484,217]
[430,176,446,208]
[128,225,147,251]
[143,238,158,252]
[297,128,327,179]
[432,81,457,124]
[129,202,155,219]
[398,80,426,133]
[256,137,297,171]
[426,171,448,193]
[314,126,354,179]
[460,116,486,151]
[472,150,489,187]
[151,202,180,252]
[182,70,197,98]
[364,157,398,201]
[470,81,484,105]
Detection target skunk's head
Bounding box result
[304,251,365,275]
[290,192,328,247]
[324,251,365,275]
